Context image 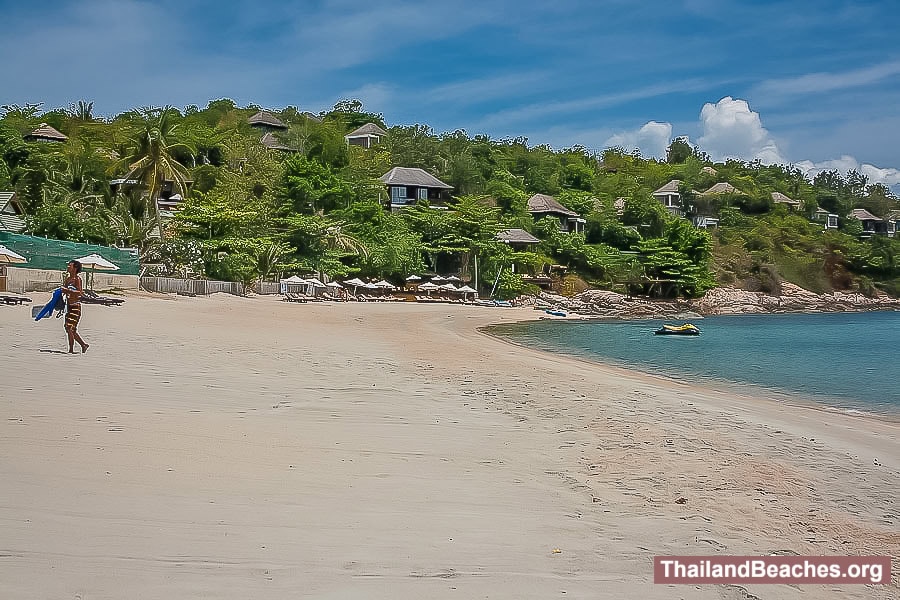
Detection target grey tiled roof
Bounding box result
[848,208,880,221]
[260,132,294,151]
[380,167,452,189]
[346,123,387,137]
[771,191,800,206]
[497,228,540,244]
[248,110,288,129]
[526,193,579,217]
[0,213,25,232]
[701,182,744,195]
[652,180,681,195]
[26,123,67,141]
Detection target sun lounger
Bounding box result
[1,294,32,305]
[82,290,125,306]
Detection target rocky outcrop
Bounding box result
[532,283,900,319]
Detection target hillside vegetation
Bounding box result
[1,100,898,298]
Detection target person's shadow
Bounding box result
[39,349,70,354]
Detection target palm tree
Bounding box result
[324,221,368,258]
[117,106,194,233]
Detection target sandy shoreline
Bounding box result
[480,318,900,424]
[1,293,897,599]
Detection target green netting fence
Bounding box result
[0,232,140,275]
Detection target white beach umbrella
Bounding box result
[439,283,458,291]
[76,253,119,271]
[364,282,379,290]
[282,275,305,283]
[446,275,461,282]
[305,278,326,287]
[456,284,477,300]
[430,275,446,283]
[0,245,27,264]
[75,253,119,289]
[418,281,439,290]
[405,275,421,281]
[374,279,394,289]
[326,281,342,288]
[344,277,366,286]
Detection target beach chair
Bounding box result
[82,290,125,306]
[1,294,32,305]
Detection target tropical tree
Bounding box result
[117,106,194,229]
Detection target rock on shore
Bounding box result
[533,283,900,319]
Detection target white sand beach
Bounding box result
[1,293,897,599]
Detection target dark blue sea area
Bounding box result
[487,311,900,415]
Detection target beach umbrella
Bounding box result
[374,279,394,289]
[456,284,477,300]
[430,275,446,283]
[75,253,119,290]
[326,281,342,288]
[405,275,421,281]
[343,277,366,296]
[0,245,27,264]
[305,278,326,287]
[439,283,458,290]
[418,281,439,290]
[280,275,307,294]
[446,275,461,282]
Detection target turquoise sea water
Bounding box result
[487,311,900,415]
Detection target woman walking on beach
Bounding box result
[63,260,89,354]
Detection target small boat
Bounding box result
[654,323,701,336]
[545,309,567,317]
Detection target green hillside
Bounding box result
[1,100,898,298]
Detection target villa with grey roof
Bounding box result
[380,167,453,210]
[345,123,388,149]
[25,123,67,143]
[848,208,892,237]
[771,191,801,210]
[0,192,25,233]
[651,180,683,216]
[527,194,585,233]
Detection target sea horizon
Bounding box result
[485,310,900,418]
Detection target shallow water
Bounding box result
[487,311,900,415]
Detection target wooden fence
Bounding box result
[140,277,284,296]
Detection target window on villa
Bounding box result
[417,188,428,200]
[392,186,407,201]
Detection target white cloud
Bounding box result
[794,156,900,187]
[754,60,900,99]
[604,121,672,159]
[473,78,716,129]
[697,96,785,164]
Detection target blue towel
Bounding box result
[34,288,65,321]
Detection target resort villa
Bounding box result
[771,191,801,210]
[848,208,893,237]
[813,207,840,230]
[248,110,294,152]
[380,167,453,210]
[25,123,67,143]
[345,123,388,149]
[526,194,585,233]
[0,192,26,233]
[652,180,683,217]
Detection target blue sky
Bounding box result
[2,0,899,184]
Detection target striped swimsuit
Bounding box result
[64,279,82,331]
